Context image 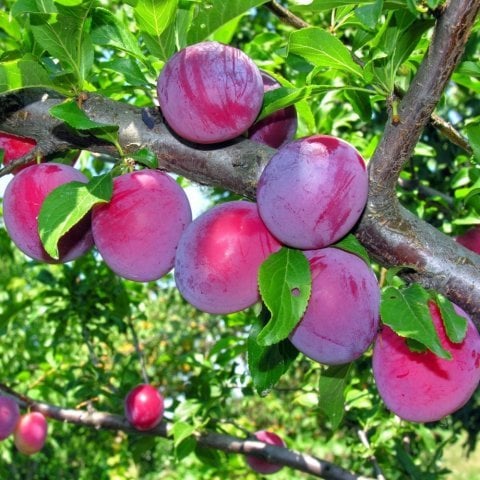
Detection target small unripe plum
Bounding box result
[0,132,37,173]
[3,163,94,263]
[289,248,380,365]
[174,201,282,314]
[456,226,480,255]
[372,301,480,423]
[92,170,192,282]
[246,430,286,475]
[0,396,20,440]
[124,384,164,431]
[157,41,264,144]
[257,135,368,249]
[14,412,48,455]
[248,71,297,149]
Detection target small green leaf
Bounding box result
[172,421,196,448]
[257,248,312,346]
[0,59,57,94]
[38,173,113,259]
[288,27,363,79]
[319,363,351,429]
[433,293,468,344]
[380,284,451,359]
[465,124,480,163]
[129,148,158,169]
[247,310,299,396]
[332,234,370,265]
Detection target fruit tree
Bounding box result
[0,1,480,479]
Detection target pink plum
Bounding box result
[157,41,264,144]
[174,200,282,314]
[0,396,20,440]
[248,71,297,149]
[257,135,368,249]
[456,226,480,255]
[14,412,48,455]
[246,430,286,475]
[92,170,192,282]
[3,162,94,263]
[289,247,380,365]
[372,301,480,423]
[124,384,164,431]
[0,132,38,173]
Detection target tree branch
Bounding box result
[0,384,369,480]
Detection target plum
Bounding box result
[246,430,286,475]
[124,384,164,431]
[248,71,297,148]
[174,200,282,314]
[92,170,192,282]
[289,247,380,365]
[372,301,480,423]
[14,412,48,455]
[257,135,368,249]
[456,226,480,255]
[3,163,94,263]
[0,132,37,173]
[0,396,20,440]
[157,41,264,144]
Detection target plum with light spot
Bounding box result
[289,247,380,365]
[372,301,480,423]
[0,396,20,440]
[14,412,48,455]
[246,430,286,475]
[92,170,192,282]
[248,71,297,149]
[174,201,282,314]
[3,163,94,263]
[157,41,264,144]
[124,384,164,431]
[257,135,368,249]
[0,132,38,173]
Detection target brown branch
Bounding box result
[0,383,368,480]
[265,1,309,29]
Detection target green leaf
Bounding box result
[380,284,451,359]
[288,27,363,79]
[0,10,22,41]
[290,0,404,11]
[318,363,351,429]
[356,0,384,29]
[38,174,113,259]
[465,124,480,163]
[332,234,370,265]
[187,0,269,44]
[247,310,299,396]
[172,421,196,448]
[0,59,57,94]
[433,293,468,344]
[129,148,159,169]
[257,248,312,346]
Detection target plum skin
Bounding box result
[92,170,192,282]
[14,412,48,455]
[257,135,368,249]
[174,200,282,314]
[0,396,20,440]
[289,247,380,365]
[3,162,94,263]
[456,226,480,255]
[246,430,286,475]
[372,301,480,423]
[124,384,164,431]
[0,132,37,173]
[248,71,297,149]
[157,41,264,144]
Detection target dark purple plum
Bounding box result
[174,201,282,314]
[3,163,94,263]
[289,247,380,365]
[456,226,480,255]
[372,301,480,423]
[0,396,20,440]
[257,135,368,249]
[246,430,286,475]
[157,41,264,144]
[92,170,192,282]
[248,71,297,148]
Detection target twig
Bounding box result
[265,1,309,29]
[127,317,150,385]
[357,429,386,480]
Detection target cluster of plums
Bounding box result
[1,39,480,445]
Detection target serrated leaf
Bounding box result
[332,234,370,265]
[257,248,311,346]
[0,59,57,94]
[319,363,351,429]
[380,284,451,359]
[288,27,363,79]
[187,0,269,44]
[247,310,299,396]
[38,174,113,259]
[129,148,158,169]
[433,293,468,344]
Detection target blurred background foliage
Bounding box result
[0,0,480,478]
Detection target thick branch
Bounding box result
[0,384,367,480]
